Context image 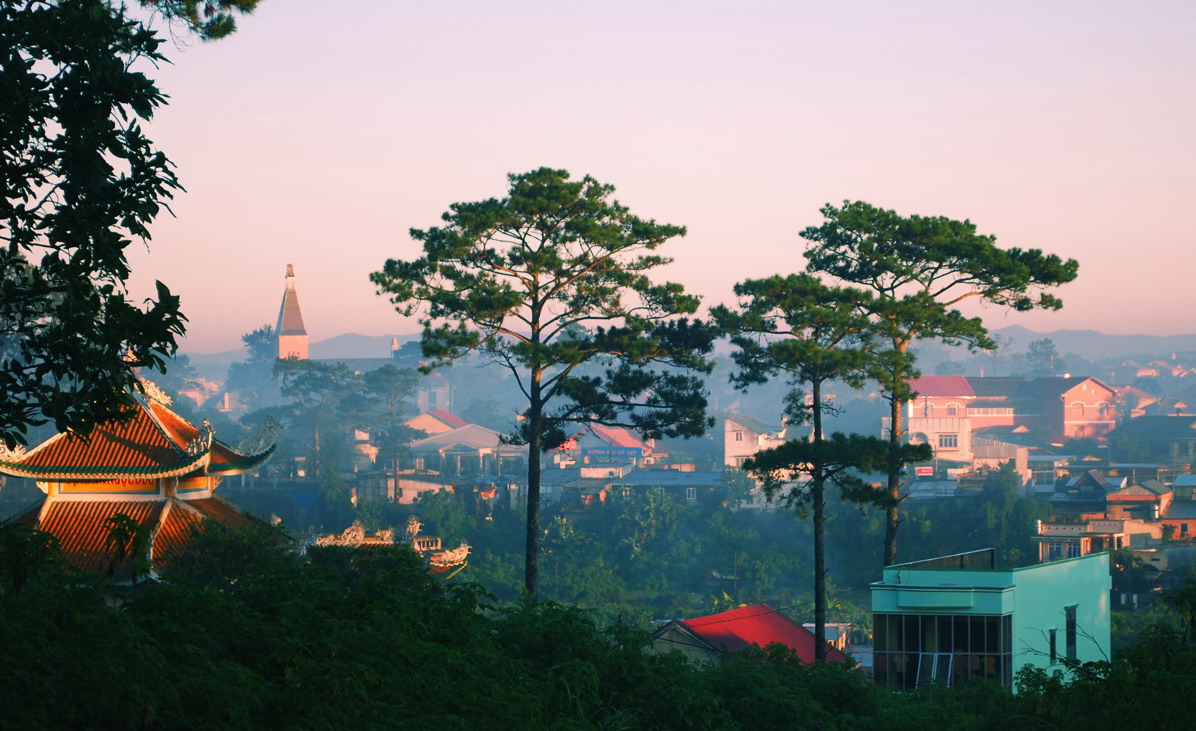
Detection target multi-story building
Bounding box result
[872,549,1111,692]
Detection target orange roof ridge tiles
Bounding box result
[0,394,273,480]
[36,500,164,576]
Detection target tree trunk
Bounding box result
[811,378,827,662]
[884,391,901,567]
[883,340,913,567]
[524,383,543,600]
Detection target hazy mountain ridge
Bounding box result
[179,327,1196,378]
[990,325,1196,361]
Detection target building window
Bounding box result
[946,403,959,416]
[1049,629,1058,664]
[1098,402,1109,417]
[938,434,959,449]
[734,431,744,442]
[873,613,1013,690]
[1065,606,1077,661]
[686,487,697,502]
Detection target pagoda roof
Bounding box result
[10,493,262,580]
[0,393,274,481]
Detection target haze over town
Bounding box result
[123,0,1196,353]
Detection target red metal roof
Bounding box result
[681,604,850,663]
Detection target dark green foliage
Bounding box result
[225,324,279,411]
[141,0,260,40]
[0,0,188,447]
[372,168,717,598]
[802,200,1079,565]
[9,518,1196,728]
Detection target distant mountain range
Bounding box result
[987,326,1196,362]
[181,327,1196,382]
[181,333,419,380]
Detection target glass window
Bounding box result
[938,434,959,449]
[1066,606,1077,661]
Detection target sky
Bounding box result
[124,0,1196,354]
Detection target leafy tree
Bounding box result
[275,358,360,482]
[0,0,260,449]
[372,167,716,598]
[744,434,928,658]
[142,0,260,40]
[802,200,1079,565]
[1025,338,1065,377]
[0,0,187,447]
[360,363,421,475]
[225,324,278,410]
[715,273,882,659]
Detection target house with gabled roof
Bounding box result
[893,375,1119,467]
[408,423,527,476]
[724,415,800,468]
[405,409,469,436]
[0,383,275,582]
[651,604,851,665]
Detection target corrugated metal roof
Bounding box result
[681,604,850,663]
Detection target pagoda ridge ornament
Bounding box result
[184,419,215,457]
[139,377,173,406]
[0,443,26,462]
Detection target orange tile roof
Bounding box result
[186,496,254,530]
[152,503,204,566]
[36,499,163,577]
[0,396,272,480]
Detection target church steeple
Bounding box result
[276,263,308,359]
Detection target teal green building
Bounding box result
[871,549,1111,691]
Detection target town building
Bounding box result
[651,604,851,665]
[871,549,1111,692]
[276,264,308,359]
[0,383,275,582]
[896,375,1119,464]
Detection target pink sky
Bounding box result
[124,1,1196,353]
